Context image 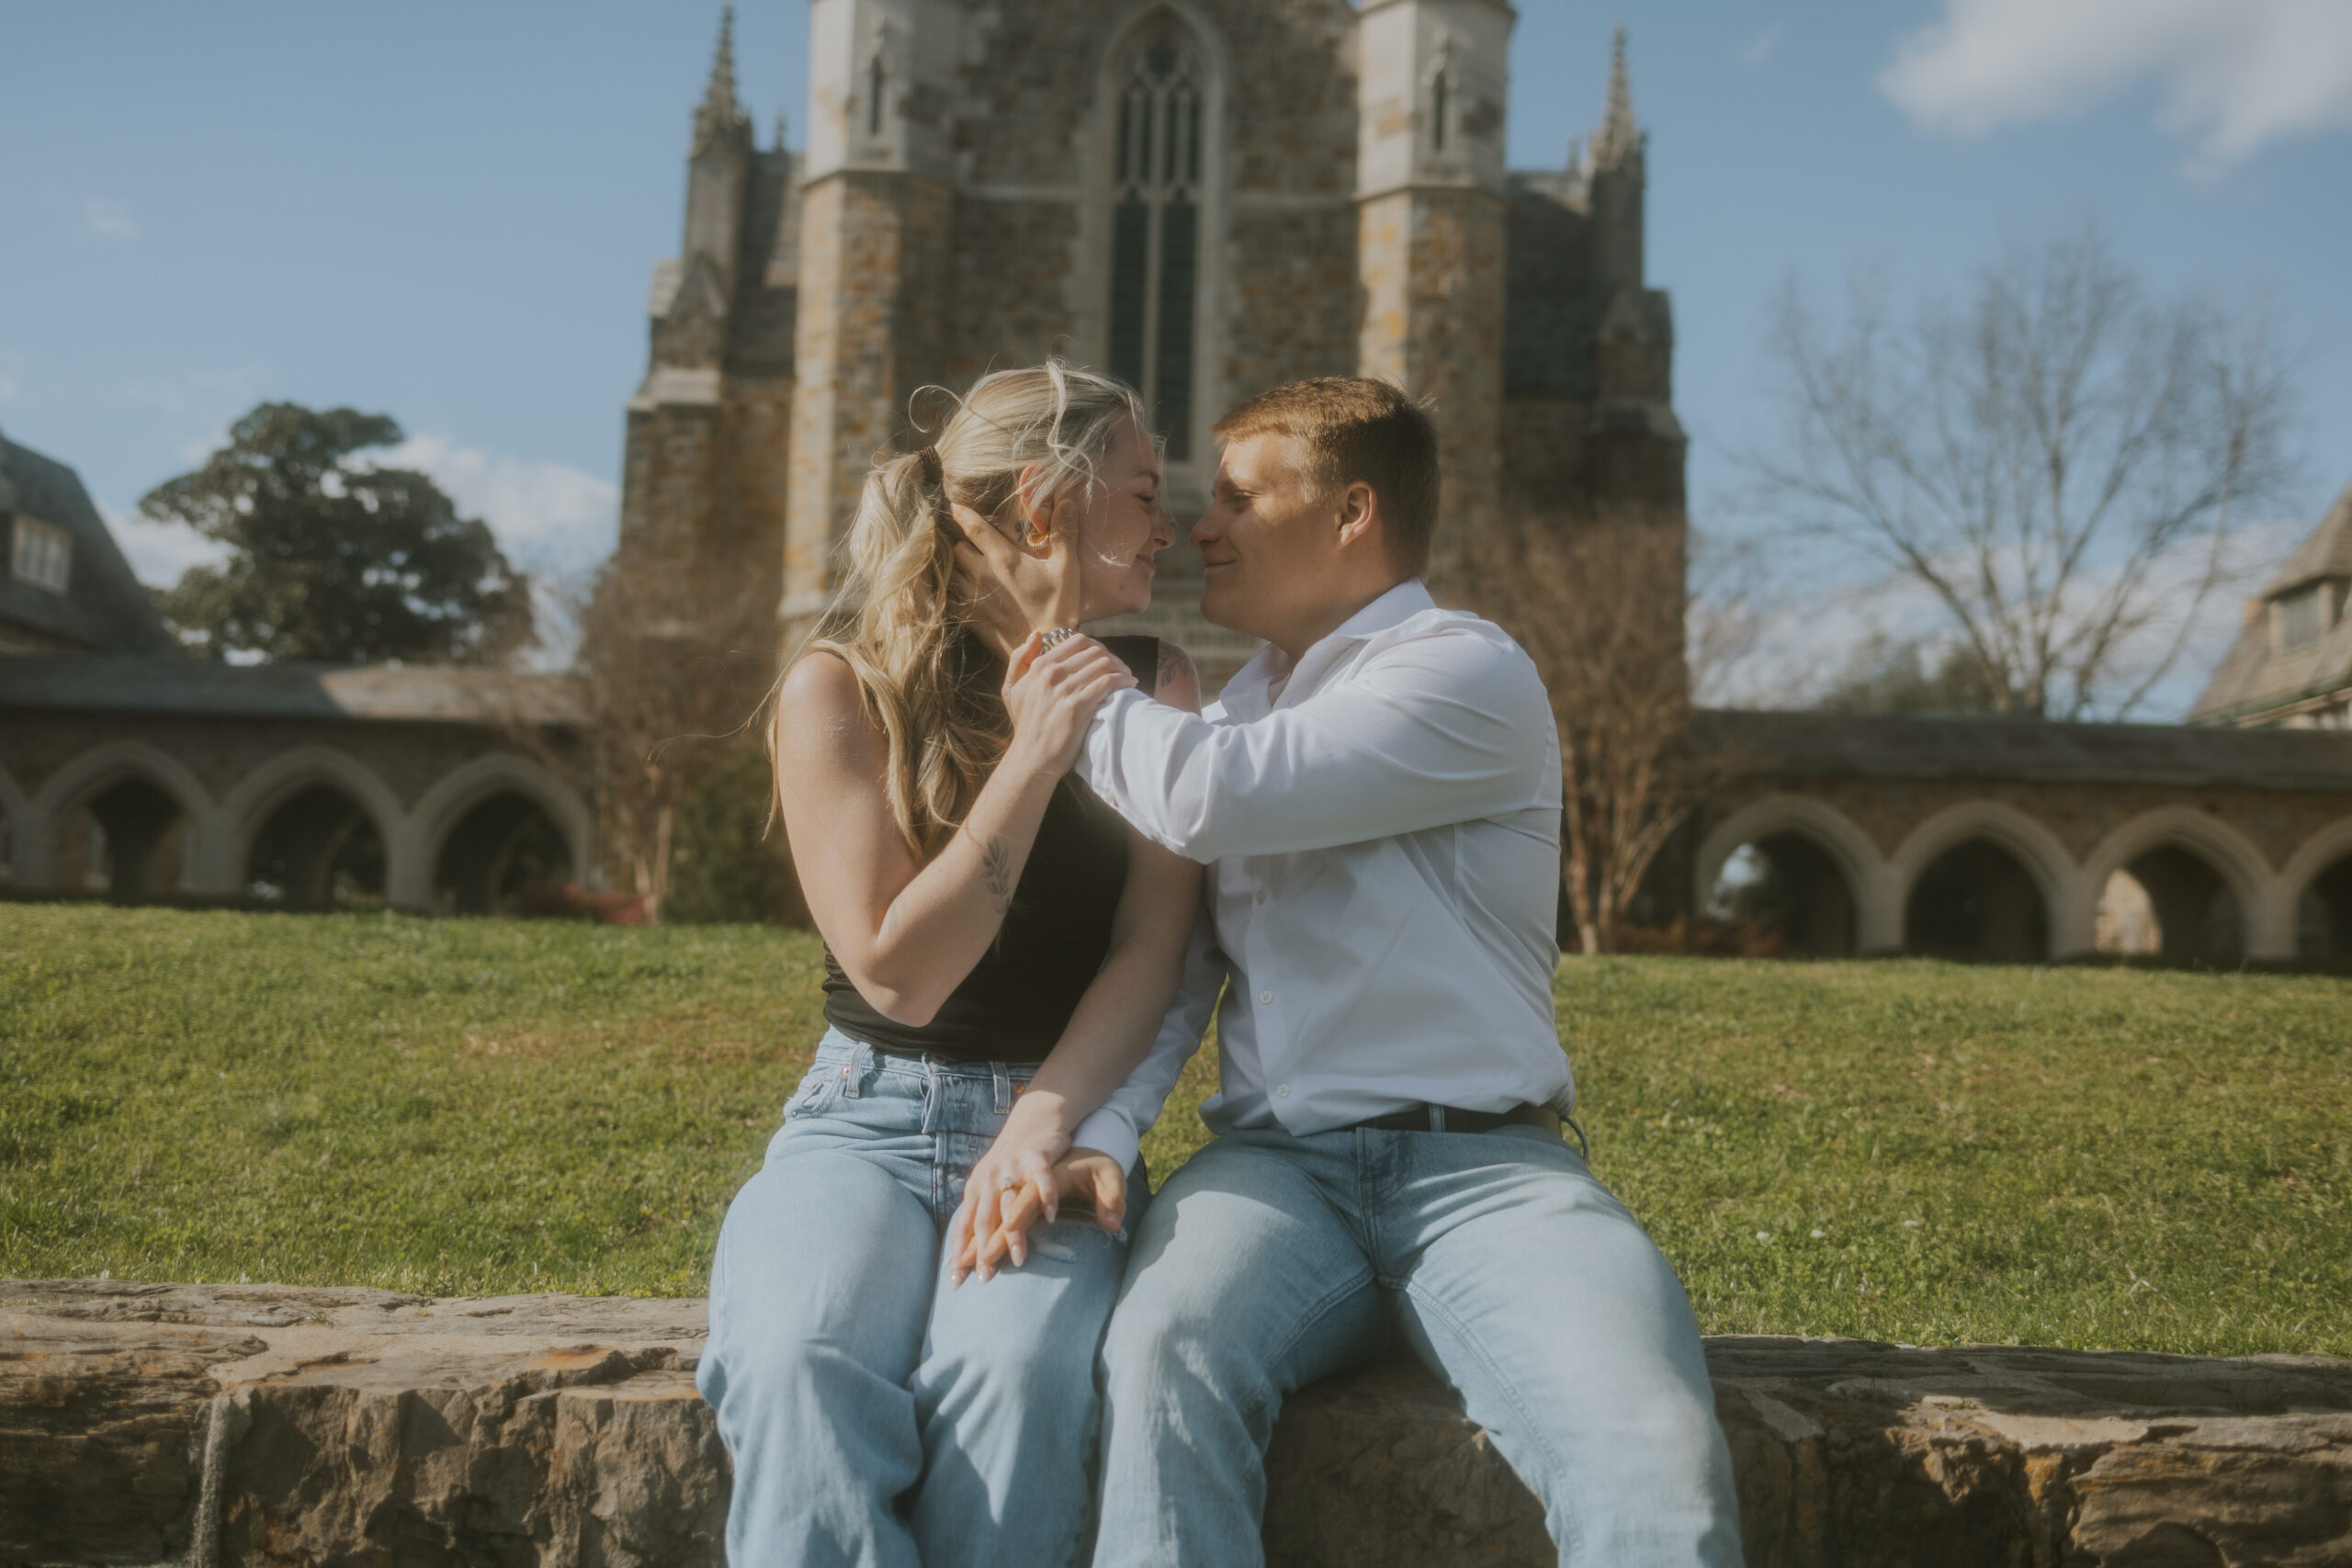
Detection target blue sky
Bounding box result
[5,1,2347,709]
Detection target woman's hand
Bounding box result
[952,501,1081,655]
[946,1089,1074,1285]
[1001,632,1136,779]
[951,1148,1131,1286]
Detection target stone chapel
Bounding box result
[607,2,2352,964]
[615,0,1680,683]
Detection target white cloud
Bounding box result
[1881,0,2352,172]
[1743,22,1784,68]
[85,197,138,239]
[0,373,18,404]
[105,501,231,589]
[378,435,620,669]
[1709,513,2306,719]
[378,434,618,572]
[122,366,266,429]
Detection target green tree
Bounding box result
[143,402,532,663]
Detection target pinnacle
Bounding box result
[692,6,752,156]
[1591,23,1641,172]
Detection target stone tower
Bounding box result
[614,8,800,631]
[1501,25,1683,525]
[616,4,1685,691]
[780,0,960,627]
[1355,0,1513,595]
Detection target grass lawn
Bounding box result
[3,903,2346,1354]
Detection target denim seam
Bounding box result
[1235,1268,1380,1431]
[1397,1276,1582,1563]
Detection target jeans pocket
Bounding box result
[782,1061,848,1122]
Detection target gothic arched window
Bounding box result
[1107,26,1204,459]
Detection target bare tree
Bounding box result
[1746,224,2299,718]
[1684,529,1774,706]
[569,558,775,920]
[1469,510,1734,953]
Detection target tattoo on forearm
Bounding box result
[980,837,1015,914]
[1157,640,1193,694]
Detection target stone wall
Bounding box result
[1698,761,2352,960]
[0,706,590,911]
[6,1281,2347,1567]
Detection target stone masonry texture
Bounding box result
[6,1280,2349,1566]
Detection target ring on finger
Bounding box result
[1040,626,1079,649]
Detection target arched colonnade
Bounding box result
[1697,794,2352,962]
[0,742,590,912]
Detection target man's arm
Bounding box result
[1069,907,1226,1172]
[1076,624,1555,863]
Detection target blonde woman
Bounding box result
[696,362,1201,1568]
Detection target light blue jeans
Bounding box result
[1091,1124,1743,1567]
[699,1031,1140,1568]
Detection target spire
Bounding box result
[1590,24,1642,173]
[692,6,751,158]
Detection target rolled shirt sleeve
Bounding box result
[1068,908,1226,1173]
[1075,625,1555,863]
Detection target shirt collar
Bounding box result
[1228,578,1435,716]
[1325,578,1435,644]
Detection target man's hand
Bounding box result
[949,1149,1129,1286]
[950,500,1082,656]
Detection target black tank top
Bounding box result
[820,636,1161,1064]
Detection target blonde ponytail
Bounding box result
[774,360,1149,856]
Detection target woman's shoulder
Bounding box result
[776,649,887,750]
[780,646,863,708]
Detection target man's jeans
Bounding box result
[699,1031,1137,1568]
[1091,1124,1743,1568]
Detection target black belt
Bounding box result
[1353,1104,1525,1134]
[1346,1103,1591,1158]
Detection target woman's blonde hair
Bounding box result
[775,359,1148,857]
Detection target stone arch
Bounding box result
[1693,795,1891,954]
[1891,801,2082,959]
[2278,816,2352,963]
[1088,0,1231,480]
[216,746,413,906]
[28,740,219,894]
[2081,807,2278,962]
[412,753,594,911]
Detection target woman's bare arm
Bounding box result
[775,635,1134,1026]
[950,646,1206,1280]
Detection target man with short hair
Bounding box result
[970,376,1742,1566]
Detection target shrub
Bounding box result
[663,749,808,927]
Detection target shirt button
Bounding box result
[1258,990,1272,1004]
[1255,891,1268,905]
[1275,1085,1291,1098]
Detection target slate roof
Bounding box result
[1696,708,2352,794]
[2189,480,2352,724]
[0,655,585,727]
[0,429,177,656]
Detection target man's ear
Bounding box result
[1332,479,1381,555]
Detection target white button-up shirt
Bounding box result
[1069,580,1571,1172]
